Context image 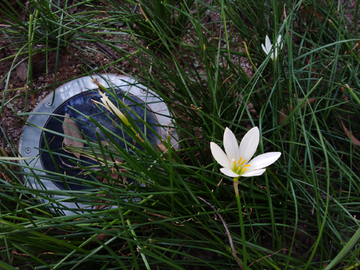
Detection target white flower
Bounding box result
[261,35,283,61]
[210,127,281,178]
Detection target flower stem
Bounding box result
[234,177,247,270]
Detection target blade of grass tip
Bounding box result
[243,41,258,73]
[324,228,360,270]
[126,219,151,270]
[345,84,360,106]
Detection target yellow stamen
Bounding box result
[233,159,252,175]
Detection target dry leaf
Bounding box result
[31,52,58,77]
[95,230,115,241]
[156,140,179,161]
[339,84,349,101]
[279,107,289,126]
[247,102,258,115]
[68,5,78,15]
[339,117,360,146]
[16,62,28,81]
[62,113,84,159]
[279,98,317,125]
[157,141,168,153]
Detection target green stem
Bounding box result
[234,177,247,270]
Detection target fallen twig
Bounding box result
[197,196,243,270]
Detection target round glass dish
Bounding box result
[18,74,177,215]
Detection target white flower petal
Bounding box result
[248,152,281,170]
[274,35,282,60]
[210,142,230,168]
[265,35,272,51]
[239,127,259,164]
[223,128,240,161]
[261,44,268,54]
[241,169,266,177]
[220,168,240,177]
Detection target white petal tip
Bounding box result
[242,169,266,177]
[220,168,240,178]
[261,44,267,54]
[210,142,230,168]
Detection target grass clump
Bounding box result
[1,0,360,269]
